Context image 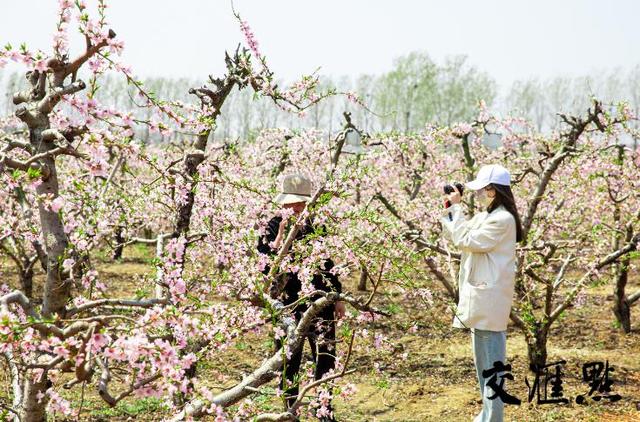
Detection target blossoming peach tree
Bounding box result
[371,100,640,371]
[2,2,639,421]
[0,2,385,421]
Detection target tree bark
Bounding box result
[113,226,125,260]
[35,146,71,319]
[612,252,632,333]
[610,145,633,334]
[19,376,51,422]
[525,326,549,372]
[357,264,368,291]
[19,265,34,299]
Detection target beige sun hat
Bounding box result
[274,173,313,204]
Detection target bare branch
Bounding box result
[548,233,640,324]
[96,357,162,407]
[67,298,168,317]
[38,80,87,114]
[374,192,460,260]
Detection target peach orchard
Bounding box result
[0,1,639,421]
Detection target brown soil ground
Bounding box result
[1,244,639,422]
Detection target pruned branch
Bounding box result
[38,80,87,114]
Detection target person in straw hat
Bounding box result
[440,164,524,422]
[257,173,345,422]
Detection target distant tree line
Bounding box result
[1,51,639,143]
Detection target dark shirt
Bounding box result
[257,215,342,313]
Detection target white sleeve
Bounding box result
[440,203,469,242]
[442,208,509,253]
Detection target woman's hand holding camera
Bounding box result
[444,183,463,208]
[446,186,462,205]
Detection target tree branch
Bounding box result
[67,298,168,317]
[171,291,376,420]
[548,233,640,324]
[38,80,87,114]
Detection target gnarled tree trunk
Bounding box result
[6,29,117,422]
[525,326,549,372]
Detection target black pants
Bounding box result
[274,308,337,410]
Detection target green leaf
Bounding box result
[26,166,42,180]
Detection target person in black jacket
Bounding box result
[257,173,345,421]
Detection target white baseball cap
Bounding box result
[465,164,511,190]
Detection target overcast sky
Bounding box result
[1,1,639,88]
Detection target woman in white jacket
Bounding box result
[440,164,524,422]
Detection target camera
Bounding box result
[443,182,465,199]
[443,183,464,220]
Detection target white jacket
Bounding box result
[440,203,517,332]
